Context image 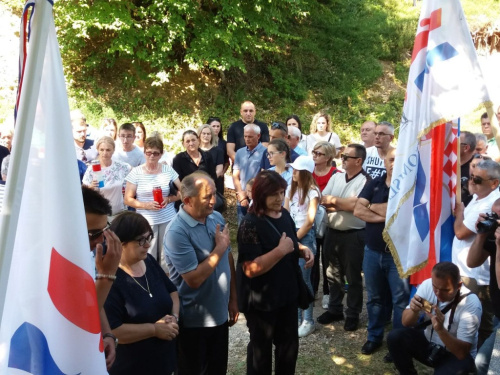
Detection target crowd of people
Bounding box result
[2,101,500,374]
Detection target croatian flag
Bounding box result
[383,0,492,281]
[0,0,107,373]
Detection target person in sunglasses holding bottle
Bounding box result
[452,159,500,350]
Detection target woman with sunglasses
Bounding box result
[311,141,340,308]
[267,139,293,186]
[124,136,181,271]
[132,122,147,152]
[305,112,341,155]
[105,212,180,375]
[286,115,307,151]
[83,136,131,219]
[207,116,230,176]
[198,124,224,194]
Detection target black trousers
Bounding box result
[324,228,365,318]
[387,327,476,375]
[245,302,299,375]
[311,236,330,296]
[177,321,228,375]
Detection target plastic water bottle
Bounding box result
[91,160,105,189]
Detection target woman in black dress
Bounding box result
[198,124,224,194]
[237,170,314,374]
[207,117,230,176]
[104,212,180,375]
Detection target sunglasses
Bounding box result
[340,153,360,161]
[312,150,326,157]
[207,117,221,123]
[470,173,496,185]
[136,233,154,246]
[145,151,161,157]
[271,122,287,133]
[88,222,111,241]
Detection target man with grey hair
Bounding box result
[452,159,500,347]
[475,133,489,155]
[233,124,267,223]
[362,121,394,179]
[164,171,238,375]
[460,131,477,206]
[288,126,308,156]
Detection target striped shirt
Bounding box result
[126,165,179,226]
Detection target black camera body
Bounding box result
[477,212,500,234]
[427,342,446,366]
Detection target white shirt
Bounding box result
[112,145,146,167]
[363,146,386,179]
[452,190,500,285]
[409,279,481,358]
[306,132,341,154]
[286,186,320,229]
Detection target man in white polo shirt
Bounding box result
[452,159,500,348]
[317,143,371,331]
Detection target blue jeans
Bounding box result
[298,228,317,324]
[237,204,248,226]
[363,246,410,343]
[476,316,500,375]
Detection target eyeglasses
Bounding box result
[374,132,392,137]
[88,222,111,241]
[145,151,161,157]
[267,151,283,158]
[470,173,496,185]
[312,150,326,157]
[119,135,135,140]
[340,153,360,161]
[136,233,154,246]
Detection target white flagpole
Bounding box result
[0,0,52,323]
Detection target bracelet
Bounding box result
[172,313,179,322]
[95,274,116,281]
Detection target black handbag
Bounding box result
[264,218,314,310]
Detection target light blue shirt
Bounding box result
[293,146,308,156]
[164,206,231,328]
[268,166,293,187]
[233,143,267,195]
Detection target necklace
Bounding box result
[130,273,153,297]
[143,164,159,173]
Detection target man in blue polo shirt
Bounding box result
[164,172,238,375]
[233,124,267,224]
[354,148,409,359]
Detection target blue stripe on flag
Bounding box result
[413,155,430,241]
[8,322,75,375]
[439,214,454,262]
[414,42,459,92]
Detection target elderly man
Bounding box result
[164,172,238,375]
[453,159,500,348]
[233,124,267,224]
[288,126,308,156]
[363,121,394,179]
[387,262,481,375]
[73,117,96,163]
[354,148,409,357]
[227,101,269,162]
[112,123,145,167]
[460,131,477,206]
[317,144,371,331]
[360,121,377,148]
[475,133,489,155]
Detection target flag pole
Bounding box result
[0,0,53,323]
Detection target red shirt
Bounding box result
[313,167,339,192]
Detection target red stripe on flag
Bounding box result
[411,8,442,64]
[47,248,101,334]
[410,123,446,284]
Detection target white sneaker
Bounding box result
[322,295,329,309]
[298,321,315,338]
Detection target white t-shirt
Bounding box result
[452,190,500,285]
[125,164,179,226]
[286,186,320,229]
[113,145,146,167]
[410,279,481,358]
[306,132,341,154]
[82,161,131,215]
[363,146,386,179]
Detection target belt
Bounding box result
[329,228,364,234]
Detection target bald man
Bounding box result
[226,101,269,162]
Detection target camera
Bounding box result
[477,212,500,234]
[427,342,446,366]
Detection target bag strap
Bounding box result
[327,133,332,142]
[264,217,282,238]
[414,291,471,330]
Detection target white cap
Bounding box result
[287,156,315,173]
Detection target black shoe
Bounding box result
[317,311,344,325]
[383,352,393,363]
[344,317,359,331]
[361,340,382,355]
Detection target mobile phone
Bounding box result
[420,297,433,313]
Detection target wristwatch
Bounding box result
[103,333,118,348]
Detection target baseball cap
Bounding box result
[287,156,315,173]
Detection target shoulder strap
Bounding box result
[327,133,332,142]
[414,292,471,330]
[264,217,281,238]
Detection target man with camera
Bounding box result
[387,262,481,375]
[467,197,500,375]
[452,160,500,348]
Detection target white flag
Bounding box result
[0,1,107,373]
